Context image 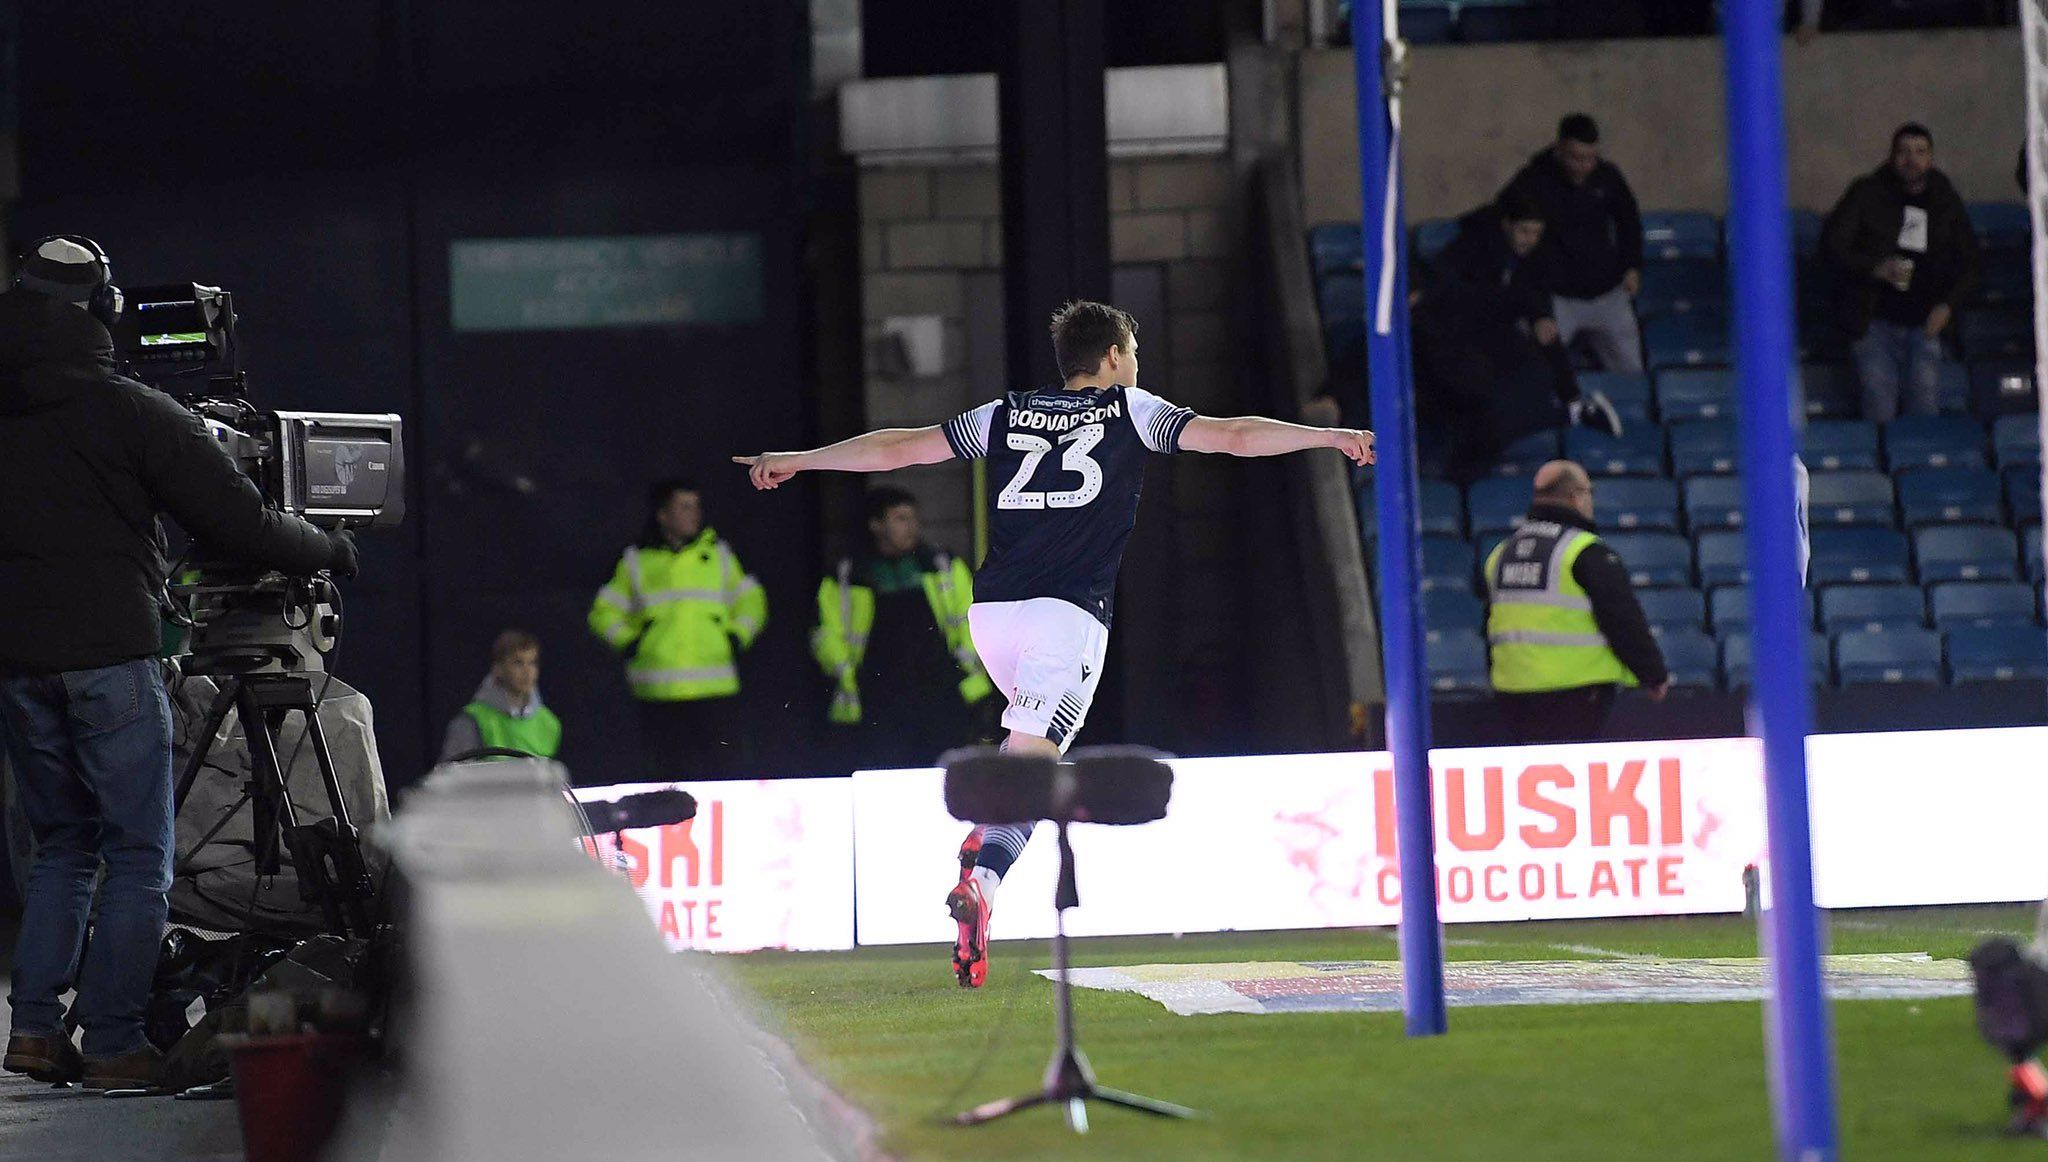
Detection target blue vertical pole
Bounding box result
[1721,2,1838,1158]
[1351,0,1447,1037]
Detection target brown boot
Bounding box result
[4,1031,84,1084]
[81,1042,163,1091]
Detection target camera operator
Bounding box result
[0,238,356,1090]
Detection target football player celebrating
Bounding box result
[736,301,1374,987]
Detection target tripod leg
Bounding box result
[238,687,345,934]
[1086,1086,1200,1120]
[294,709,376,935]
[173,682,240,809]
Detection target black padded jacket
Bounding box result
[0,290,336,674]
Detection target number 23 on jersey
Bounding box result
[997,422,1105,510]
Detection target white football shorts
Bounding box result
[966,598,1108,753]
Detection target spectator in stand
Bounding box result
[440,629,561,762]
[1410,193,1622,481]
[814,488,995,769]
[589,479,767,779]
[1484,461,1668,744]
[1822,123,1980,423]
[1499,113,1645,374]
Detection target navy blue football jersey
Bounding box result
[943,384,1195,626]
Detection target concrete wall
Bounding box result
[856,156,1256,752]
[856,158,1237,555]
[1300,28,2024,226]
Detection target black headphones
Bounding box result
[15,234,123,327]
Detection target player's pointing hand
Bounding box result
[732,452,802,491]
[1334,428,1377,467]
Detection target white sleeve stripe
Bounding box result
[1154,406,1193,453]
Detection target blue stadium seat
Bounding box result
[1817,583,1925,634]
[1884,415,1987,472]
[1427,630,1491,695]
[1798,363,1860,420]
[1643,314,1731,370]
[1914,525,2022,583]
[1969,357,2037,419]
[1651,626,1719,690]
[1975,249,2031,307]
[1604,531,1693,587]
[1682,475,1747,532]
[1419,479,1466,538]
[1936,360,1972,414]
[1640,211,1721,261]
[1834,626,1943,685]
[1968,202,2032,252]
[1721,630,1830,689]
[1308,223,1363,276]
[1694,530,1749,588]
[1397,2,1457,45]
[1790,209,1824,259]
[1947,625,2048,683]
[1419,535,1478,593]
[1805,471,1896,527]
[1467,476,1531,535]
[2008,468,2044,527]
[1929,581,2038,629]
[1635,259,1725,319]
[1318,270,1364,323]
[1423,588,1486,635]
[1800,420,1880,472]
[1656,368,1737,423]
[1809,527,1913,585]
[1566,426,1666,477]
[1491,428,1562,476]
[1895,467,2004,527]
[1995,415,2042,469]
[1579,370,1653,422]
[1593,477,1680,532]
[2029,527,2045,582]
[1669,420,1740,477]
[1708,585,1816,633]
[1412,217,1460,264]
[1961,308,2033,361]
[1637,587,1707,632]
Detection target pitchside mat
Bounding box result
[1036,952,1971,1015]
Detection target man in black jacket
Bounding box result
[1483,461,1668,744]
[1499,113,1645,373]
[1822,123,1980,422]
[0,238,355,1090]
[1412,194,1621,481]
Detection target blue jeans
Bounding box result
[1851,317,1943,423]
[0,659,173,1057]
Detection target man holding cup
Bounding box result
[1822,123,1980,423]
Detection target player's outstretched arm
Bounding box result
[733,426,955,490]
[1178,415,1376,466]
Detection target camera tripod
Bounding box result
[173,668,376,940]
[953,819,1197,1132]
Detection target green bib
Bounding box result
[1485,522,1635,694]
[463,701,563,759]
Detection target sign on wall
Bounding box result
[574,779,853,952]
[852,739,1770,946]
[449,233,764,332]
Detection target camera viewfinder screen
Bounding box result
[303,435,393,510]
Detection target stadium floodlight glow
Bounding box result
[942,746,1196,1133]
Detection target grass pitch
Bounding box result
[727,905,2037,1160]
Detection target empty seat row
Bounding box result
[1314,204,2032,279]
[1426,623,2048,694]
[1403,525,2044,594]
[1426,581,2045,639]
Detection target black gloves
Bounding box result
[325,528,360,579]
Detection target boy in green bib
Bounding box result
[441,629,562,761]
